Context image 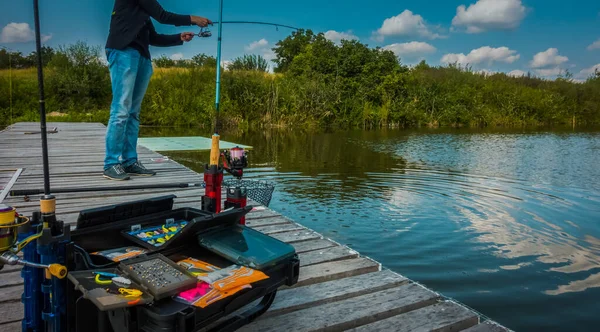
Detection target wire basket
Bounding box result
[223,179,275,207]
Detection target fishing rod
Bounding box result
[215,21,299,30]
[214,0,224,134]
[194,21,299,38]
[33,0,51,197]
[10,182,205,198]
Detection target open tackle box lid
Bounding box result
[71,194,252,254]
[119,205,253,252]
[197,224,297,271]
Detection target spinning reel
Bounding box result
[195,27,212,38]
[221,147,248,179]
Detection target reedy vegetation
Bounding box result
[1,30,599,129]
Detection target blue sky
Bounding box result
[1,0,599,79]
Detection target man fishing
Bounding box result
[103,0,212,181]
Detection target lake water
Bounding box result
[142,126,600,331]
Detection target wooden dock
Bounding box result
[0,122,510,332]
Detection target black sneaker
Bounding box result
[103,164,130,181]
[124,161,156,176]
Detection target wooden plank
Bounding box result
[253,223,305,235]
[245,208,282,221]
[347,301,478,332]
[0,264,22,274]
[0,320,22,332]
[463,321,510,332]
[0,271,23,288]
[0,301,23,324]
[237,283,439,332]
[296,257,380,287]
[0,285,23,303]
[246,218,290,228]
[0,168,22,203]
[270,230,322,244]
[264,270,408,318]
[297,245,358,267]
[291,239,337,254]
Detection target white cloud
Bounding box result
[529,48,568,68]
[587,39,600,51]
[383,42,436,58]
[245,39,268,52]
[324,30,358,44]
[170,53,184,61]
[577,63,600,79]
[441,46,520,66]
[507,69,527,77]
[452,0,527,33]
[1,22,52,43]
[374,10,443,41]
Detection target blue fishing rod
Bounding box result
[202,0,225,213]
[215,0,224,134]
[195,21,299,37]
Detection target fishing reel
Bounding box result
[196,27,212,38]
[221,147,248,179]
[0,204,67,278]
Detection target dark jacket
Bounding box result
[106,0,192,50]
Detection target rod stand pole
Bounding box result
[33,0,51,196]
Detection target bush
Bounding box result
[46,41,111,111]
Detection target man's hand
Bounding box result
[191,15,212,27]
[181,32,194,42]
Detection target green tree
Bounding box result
[272,29,315,73]
[0,46,55,69]
[47,41,110,110]
[26,46,55,67]
[153,55,176,68]
[191,53,217,68]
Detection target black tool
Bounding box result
[10,182,205,198]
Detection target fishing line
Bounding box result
[213,21,300,31]
[194,21,300,38]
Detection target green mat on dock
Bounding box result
[138,137,252,152]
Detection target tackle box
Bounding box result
[66,195,300,332]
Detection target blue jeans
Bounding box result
[104,47,153,170]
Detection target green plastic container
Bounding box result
[197,225,296,270]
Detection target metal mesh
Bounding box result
[223,179,275,207]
